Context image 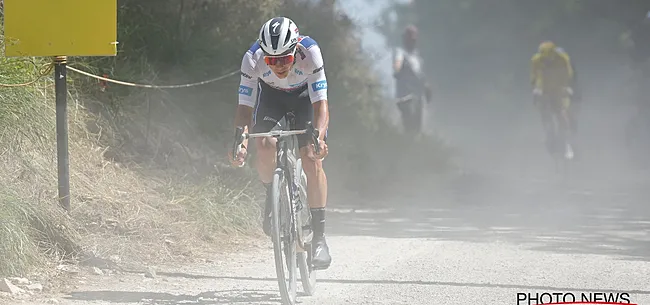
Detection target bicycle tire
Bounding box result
[296,166,317,295]
[298,247,316,295]
[550,114,572,179]
[271,170,298,305]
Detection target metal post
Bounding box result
[54,56,70,211]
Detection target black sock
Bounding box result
[310,208,325,238]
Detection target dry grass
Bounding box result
[0,50,83,277]
[0,192,80,277]
[0,45,261,277]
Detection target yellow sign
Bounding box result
[4,0,117,57]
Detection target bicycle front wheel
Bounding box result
[271,170,298,305]
[296,167,317,295]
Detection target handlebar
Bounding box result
[232,121,321,163]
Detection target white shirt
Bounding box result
[394,47,425,98]
[394,47,423,75]
[238,36,328,107]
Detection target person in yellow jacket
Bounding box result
[530,41,576,160]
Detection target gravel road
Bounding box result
[12,162,650,305]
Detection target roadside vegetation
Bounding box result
[0,0,452,281]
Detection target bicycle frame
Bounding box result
[232,115,320,303]
[232,115,320,242]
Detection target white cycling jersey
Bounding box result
[238,36,328,108]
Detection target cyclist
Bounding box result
[392,24,432,136]
[228,17,331,270]
[530,40,575,159]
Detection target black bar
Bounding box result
[306,121,320,155]
[54,57,70,211]
[232,126,244,160]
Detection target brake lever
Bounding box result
[306,121,320,155]
[232,126,245,164]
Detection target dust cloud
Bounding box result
[341,0,650,193]
[331,0,650,261]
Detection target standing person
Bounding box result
[392,25,432,136]
[623,11,650,112]
[621,11,650,164]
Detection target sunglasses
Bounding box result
[264,54,295,66]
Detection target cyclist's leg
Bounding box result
[536,94,555,154]
[253,83,288,183]
[568,101,579,133]
[555,94,574,159]
[292,88,331,270]
[253,82,289,235]
[559,95,572,135]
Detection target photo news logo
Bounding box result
[517,292,637,305]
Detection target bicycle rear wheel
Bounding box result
[271,170,298,305]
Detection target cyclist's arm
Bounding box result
[561,53,574,82]
[233,48,260,145]
[234,106,253,134]
[312,101,329,142]
[530,54,540,88]
[307,46,329,141]
[571,63,577,86]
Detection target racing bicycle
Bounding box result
[232,114,319,305]
[536,93,573,176]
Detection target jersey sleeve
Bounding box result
[306,45,328,103]
[238,49,260,108]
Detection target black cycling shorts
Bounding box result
[252,81,327,148]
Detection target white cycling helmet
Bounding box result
[258,17,300,56]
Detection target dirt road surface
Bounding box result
[12,165,650,305]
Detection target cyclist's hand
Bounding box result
[532,88,543,105]
[308,139,328,161]
[229,145,247,167]
[229,125,248,167]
